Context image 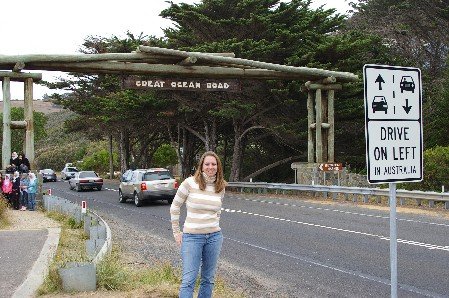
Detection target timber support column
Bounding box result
[2,77,12,169]
[303,77,342,163]
[1,71,42,170]
[24,78,35,168]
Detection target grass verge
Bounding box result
[0,196,10,229]
[37,211,244,297]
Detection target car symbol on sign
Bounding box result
[372,96,388,114]
[400,76,415,93]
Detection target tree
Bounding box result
[347,0,449,151]
[160,0,348,181]
[48,32,174,172]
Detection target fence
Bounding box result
[226,182,449,209]
[42,195,112,292]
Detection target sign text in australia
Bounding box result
[364,64,423,183]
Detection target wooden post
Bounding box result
[315,89,323,163]
[2,77,11,169]
[24,78,35,169]
[307,90,315,163]
[328,89,335,162]
[322,91,328,162]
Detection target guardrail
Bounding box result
[226,182,449,209]
[42,195,112,292]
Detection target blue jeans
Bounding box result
[179,231,223,298]
[28,193,36,211]
[20,191,28,208]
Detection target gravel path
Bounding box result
[2,209,60,230]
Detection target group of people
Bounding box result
[1,152,37,211]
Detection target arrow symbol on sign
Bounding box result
[375,74,385,90]
[319,164,324,170]
[403,98,412,114]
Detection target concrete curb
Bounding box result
[12,227,61,298]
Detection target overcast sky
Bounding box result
[0,0,351,100]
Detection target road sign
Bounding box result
[318,163,343,171]
[364,64,423,184]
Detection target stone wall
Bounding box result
[291,162,371,188]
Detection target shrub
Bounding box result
[399,146,449,191]
[153,144,178,168]
[0,195,9,228]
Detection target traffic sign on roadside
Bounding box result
[364,64,423,184]
[318,163,343,171]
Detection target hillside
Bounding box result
[0,100,64,115]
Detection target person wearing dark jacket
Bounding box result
[9,152,20,168]
[10,171,21,210]
[18,153,31,173]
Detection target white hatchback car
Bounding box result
[61,166,79,180]
[119,168,178,207]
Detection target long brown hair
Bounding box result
[193,151,226,193]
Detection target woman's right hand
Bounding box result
[174,232,183,246]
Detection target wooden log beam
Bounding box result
[11,120,27,129]
[139,46,359,82]
[178,56,198,66]
[136,47,236,58]
[0,71,42,81]
[13,61,25,72]
[0,52,175,64]
[305,83,342,90]
[19,61,332,81]
[310,123,330,129]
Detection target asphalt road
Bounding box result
[45,180,449,297]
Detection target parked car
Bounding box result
[68,171,103,191]
[119,168,178,207]
[61,166,79,180]
[39,169,57,182]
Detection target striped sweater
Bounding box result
[170,176,224,234]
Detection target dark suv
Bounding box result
[119,168,178,207]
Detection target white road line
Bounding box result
[229,195,449,228]
[225,237,445,298]
[221,207,449,252]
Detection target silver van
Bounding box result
[119,168,178,207]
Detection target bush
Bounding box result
[0,195,9,228]
[153,144,178,168]
[399,146,449,191]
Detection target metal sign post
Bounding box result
[389,182,397,298]
[364,64,423,298]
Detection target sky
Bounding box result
[0,0,352,100]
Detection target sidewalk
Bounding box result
[0,209,61,298]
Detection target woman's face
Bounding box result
[202,155,218,177]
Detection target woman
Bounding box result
[10,171,21,210]
[170,151,226,298]
[18,153,31,173]
[19,173,29,211]
[27,173,38,211]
